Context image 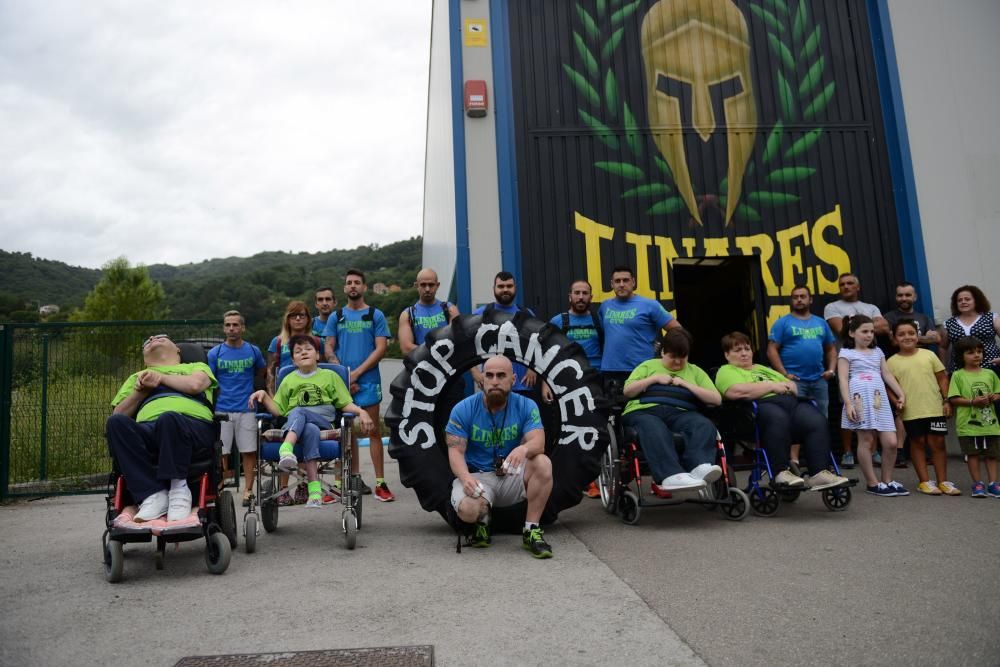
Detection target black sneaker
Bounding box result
[466,522,491,548]
[359,478,372,495]
[522,527,553,559]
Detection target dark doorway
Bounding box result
[672,257,768,371]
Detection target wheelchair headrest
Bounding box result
[178,342,208,365]
[275,362,351,389]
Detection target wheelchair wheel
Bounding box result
[619,491,641,525]
[104,539,124,583]
[218,489,238,549]
[822,485,852,511]
[260,480,279,533]
[597,430,619,514]
[749,487,779,516]
[343,509,358,550]
[244,514,257,554]
[721,488,750,521]
[205,531,232,575]
[777,488,801,503]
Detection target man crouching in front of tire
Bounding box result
[446,355,554,558]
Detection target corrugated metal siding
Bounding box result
[507,0,904,324]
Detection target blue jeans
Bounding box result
[794,378,829,419]
[621,406,717,482]
[282,408,331,462]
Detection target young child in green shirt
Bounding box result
[249,335,373,507]
[947,336,1000,498]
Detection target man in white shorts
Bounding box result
[208,311,266,506]
[445,356,554,558]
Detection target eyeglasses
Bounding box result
[142,334,170,349]
[288,313,308,319]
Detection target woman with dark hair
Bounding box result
[939,285,1000,372]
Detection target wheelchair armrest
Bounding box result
[213,413,229,422]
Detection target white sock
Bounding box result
[524,522,538,532]
[170,479,188,491]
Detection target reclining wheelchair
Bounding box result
[713,398,856,516]
[102,342,238,583]
[247,363,363,551]
[597,389,750,525]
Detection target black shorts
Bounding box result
[902,417,947,438]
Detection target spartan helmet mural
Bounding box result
[641,0,757,225]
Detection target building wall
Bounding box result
[886,0,1000,321]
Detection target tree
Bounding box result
[71,257,169,321]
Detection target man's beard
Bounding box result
[496,292,515,306]
[485,388,508,410]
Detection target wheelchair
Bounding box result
[102,343,237,583]
[713,399,857,516]
[248,363,362,551]
[597,400,750,525]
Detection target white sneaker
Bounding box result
[775,469,806,487]
[690,463,723,484]
[167,484,193,522]
[805,469,849,491]
[660,472,707,491]
[134,490,168,522]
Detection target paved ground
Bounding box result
[1,453,998,666]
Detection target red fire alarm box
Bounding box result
[464,80,488,118]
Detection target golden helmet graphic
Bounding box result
[641,0,757,224]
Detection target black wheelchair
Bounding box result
[713,399,856,516]
[249,363,362,551]
[102,343,237,583]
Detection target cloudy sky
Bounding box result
[0,1,432,268]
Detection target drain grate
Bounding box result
[176,645,434,667]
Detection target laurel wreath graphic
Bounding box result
[562,0,836,223]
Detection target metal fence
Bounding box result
[0,319,219,499]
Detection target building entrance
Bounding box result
[672,257,768,371]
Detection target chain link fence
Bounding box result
[1,320,219,498]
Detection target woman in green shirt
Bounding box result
[715,332,848,491]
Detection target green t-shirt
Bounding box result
[714,363,786,399]
[273,368,353,416]
[948,368,1000,437]
[622,359,717,416]
[112,362,217,423]
[887,349,946,421]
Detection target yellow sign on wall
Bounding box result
[464,18,488,47]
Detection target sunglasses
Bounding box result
[142,334,170,350]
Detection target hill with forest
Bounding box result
[0,239,423,350]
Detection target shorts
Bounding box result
[902,417,947,439]
[451,470,526,511]
[352,381,382,409]
[219,412,258,454]
[958,436,1000,457]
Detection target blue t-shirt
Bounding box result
[768,314,835,381]
[311,316,330,347]
[267,336,292,373]
[322,306,390,385]
[474,302,535,391]
[550,312,602,370]
[598,295,673,371]
[445,392,543,473]
[208,341,265,412]
[410,300,452,345]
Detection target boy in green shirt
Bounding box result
[249,335,373,507]
[947,336,1000,498]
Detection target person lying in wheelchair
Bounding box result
[621,329,723,493]
[714,332,848,491]
[106,334,218,523]
[249,335,373,508]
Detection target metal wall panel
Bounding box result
[507,0,904,328]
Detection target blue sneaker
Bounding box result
[841,452,856,469]
[971,481,987,498]
[866,482,897,497]
[987,482,1000,499]
[888,481,910,496]
[872,451,882,466]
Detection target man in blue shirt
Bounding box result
[548,279,603,370]
[208,310,266,505]
[311,287,337,356]
[599,265,682,391]
[472,271,537,394]
[397,268,459,354]
[323,269,394,502]
[446,355,553,558]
